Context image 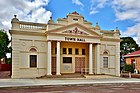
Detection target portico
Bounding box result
[47,40,100,75]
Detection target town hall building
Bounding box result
[10,12,120,78]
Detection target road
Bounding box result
[1,83,140,93]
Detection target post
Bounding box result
[89,43,93,74]
[96,44,100,74]
[56,41,61,75]
[47,41,52,75]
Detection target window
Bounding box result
[30,55,37,67]
[82,49,85,55]
[75,48,79,55]
[29,48,37,68]
[63,48,67,54]
[73,18,78,21]
[30,48,37,52]
[68,48,72,54]
[131,59,136,69]
[55,48,57,54]
[103,57,108,68]
[63,57,72,63]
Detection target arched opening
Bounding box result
[29,48,37,68]
[30,48,37,52]
[103,51,109,68]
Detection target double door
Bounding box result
[75,57,85,73]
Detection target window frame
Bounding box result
[73,18,78,21]
[63,48,67,54]
[82,49,85,55]
[30,55,37,67]
[103,57,108,68]
[63,57,72,63]
[29,48,38,68]
[55,47,57,54]
[68,48,72,54]
[75,48,79,55]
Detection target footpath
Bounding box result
[0,75,140,88]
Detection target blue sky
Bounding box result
[0,0,140,45]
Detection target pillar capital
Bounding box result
[47,40,52,42]
[56,40,61,42]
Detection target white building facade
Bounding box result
[10,12,120,78]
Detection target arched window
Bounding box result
[103,51,108,55]
[29,48,37,68]
[30,48,37,52]
[103,51,109,68]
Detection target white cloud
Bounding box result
[121,23,140,46]
[90,0,109,15]
[133,37,140,46]
[72,0,84,7]
[89,0,140,46]
[0,0,52,30]
[121,24,140,37]
[112,0,140,22]
[112,0,140,46]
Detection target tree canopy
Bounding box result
[120,37,140,55]
[0,30,11,59]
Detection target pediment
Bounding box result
[46,23,101,37]
[62,27,89,35]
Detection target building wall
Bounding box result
[12,34,48,78]
[10,12,120,78]
[100,41,120,76]
[125,57,140,72]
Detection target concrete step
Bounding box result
[37,73,85,79]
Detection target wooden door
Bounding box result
[75,57,85,73]
[52,57,56,74]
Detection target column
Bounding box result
[96,44,100,74]
[116,42,120,76]
[56,41,61,75]
[11,39,20,78]
[89,43,93,74]
[47,41,52,75]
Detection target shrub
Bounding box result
[124,64,134,73]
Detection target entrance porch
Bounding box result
[47,41,100,76]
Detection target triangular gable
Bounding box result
[62,27,89,35]
[46,23,101,37]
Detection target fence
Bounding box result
[0,64,12,71]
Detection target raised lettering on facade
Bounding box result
[65,37,85,42]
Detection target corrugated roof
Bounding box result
[124,50,140,57]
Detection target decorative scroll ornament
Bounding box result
[62,27,88,35]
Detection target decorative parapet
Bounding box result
[18,21,47,30]
[101,29,120,39]
[11,15,47,31]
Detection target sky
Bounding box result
[0,0,140,46]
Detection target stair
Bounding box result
[37,73,85,79]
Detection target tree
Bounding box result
[0,30,11,60]
[120,37,140,56]
[120,37,140,71]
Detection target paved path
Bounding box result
[0,76,140,88]
[0,71,10,79]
